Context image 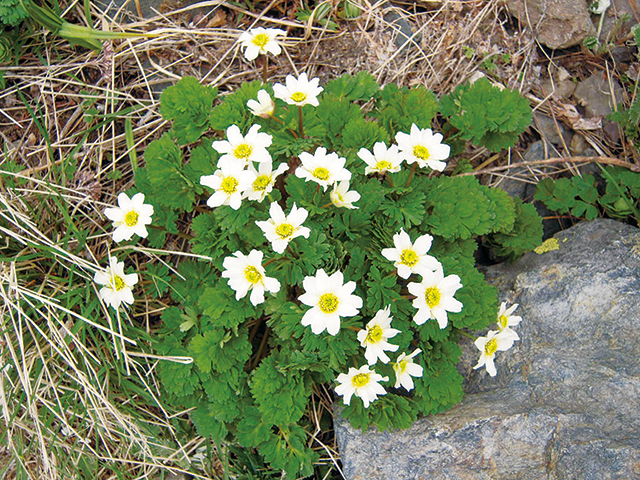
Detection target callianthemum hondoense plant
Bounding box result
[135,70,539,477]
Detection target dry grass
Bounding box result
[1,0,638,478]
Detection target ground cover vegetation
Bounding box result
[1,0,640,478]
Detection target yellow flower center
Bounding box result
[399,249,418,267]
[318,293,339,314]
[375,160,393,171]
[498,314,508,329]
[424,286,441,308]
[291,92,307,103]
[312,167,330,181]
[124,210,139,227]
[221,177,239,194]
[397,359,408,373]
[112,275,126,291]
[251,32,270,48]
[234,143,253,159]
[351,373,370,388]
[275,223,294,239]
[413,145,430,160]
[484,338,498,356]
[253,175,271,191]
[244,265,263,284]
[365,324,384,344]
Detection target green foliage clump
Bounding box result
[534,166,640,223]
[160,76,218,144]
[0,0,28,26]
[487,197,543,261]
[136,72,539,478]
[440,77,532,152]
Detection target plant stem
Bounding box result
[297,105,304,138]
[405,163,418,187]
[455,328,476,340]
[251,327,271,369]
[386,174,394,187]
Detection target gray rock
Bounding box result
[573,73,626,143]
[532,112,572,147]
[336,219,640,480]
[506,0,595,49]
[94,0,206,19]
[492,140,546,202]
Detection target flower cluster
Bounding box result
[202,70,462,410]
[95,192,155,310]
[473,302,522,376]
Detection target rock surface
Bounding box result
[506,0,595,49]
[335,219,640,479]
[573,72,625,143]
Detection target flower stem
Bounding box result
[297,105,304,138]
[320,202,333,208]
[251,326,271,369]
[386,174,394,187]
[405,163,418,187]
[455,328,476,340]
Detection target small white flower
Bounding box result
[395,124,450,171]
[330,181,360,209]
[381,228,441,279]
[221,250,281,306]
[295,147,351,191]
[245,161,288,202]
[497,302,522,347]
[357,306,400,365]
[473,329,515,377]
[94,256,138,310]
[273,72,323,107]
[298,269,363,336]
[200,163,253,210]
[393,349,423,390]
[407,266,463,329]
[335,365,388,408]
[358,142,404,175]
[212,124,272,169]
[590,0,610,14]
[238,27,286,61]
[103,192,154,243]
[247,89,275,118]
[255,202,310,253]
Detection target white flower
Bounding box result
[393,349,423,390]
[395,124,450,171]
[473,329,515,377]
[273,72,323,107]
[247,89,275,118]
[103,192,154,243]
[295,147,351,191]
[298,269,362,336]
[358,142,404,175]
[245,161,288,202]
[94,256,138,310]
[357,306,400,365]
[200,163,253,210]
[590,0,610,14]
[255,202,310,253]
[238,27,286,61]
[407,266,463,329]
[497,302,522,347]
[381,228,441,279]
[330,181,360,209]
[335,365,388,408]
[221,250,280,306]
[212,124,272,169]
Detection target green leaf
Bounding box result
[373,83,439,137]
[189,327,252,374]
[322,71,380,101]
[209,80,264,132]
[191,403,228,442]
[257,425,318,478]
[160,76,218,144]
[250,351,311,426]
